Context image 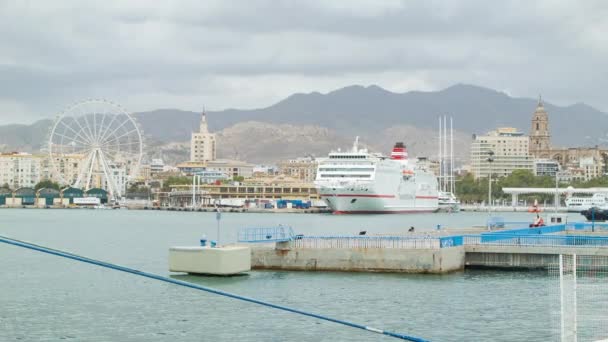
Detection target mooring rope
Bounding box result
[0,235,428,342]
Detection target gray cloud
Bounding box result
[0,0,607,124]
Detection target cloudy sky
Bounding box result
[1,0,607,124]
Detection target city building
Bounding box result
[534,159,560,177]
[277,157,318,182]
[253,165,278,177]
[190,111,216,162]
[528,98,608,172]
[207,159,254,179]
[0,153,44,189]
[415,157,440,176]
[470,127,534,178]
[47,154,85,186]
[150,159,165,174]
[159,174,320,207]
[176,159,254,179]
[195,170,230,184]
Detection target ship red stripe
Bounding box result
[333,210,437,214]
[320,194,438,199]
[320,194,395,198]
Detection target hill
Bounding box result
[1,84,606,163]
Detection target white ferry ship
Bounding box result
[314,139,439,214]
[565,193,608,212]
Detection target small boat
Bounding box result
[93,204,111,210]
[580,207,608,221]
[528,199,542,213]
[438,191,460,212]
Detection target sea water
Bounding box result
[0,209,593,341]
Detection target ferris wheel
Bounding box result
[48,99,143,199]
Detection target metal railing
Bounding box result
[567,222,608,231]
[463,234,608,248]
[291,236,441,249]
[237,226,295,243]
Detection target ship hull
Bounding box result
[318,192,438,214]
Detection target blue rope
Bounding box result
[0,235,428,342]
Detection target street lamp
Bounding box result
[554,170,562,213]
[487,151,495,212]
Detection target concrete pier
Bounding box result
[251,244,464,273]
[464,244,608,269]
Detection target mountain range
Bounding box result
[1,84,606,164]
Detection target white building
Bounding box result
[277,157,318,182]
[470,127,534,179]
[190,111,216,162]
[48,154,85,186]
[0,153,44,189]
[150,158,165,174]
[534,159,560,177]
[579,157,603,181]
[177,159,254,179]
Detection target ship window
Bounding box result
[351,199,357,203]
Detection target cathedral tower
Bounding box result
[529,96,551,156]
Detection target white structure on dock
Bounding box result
[169,246,251,275]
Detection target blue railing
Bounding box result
[463,234,608,247]
[567,222,608,231]
[439,236,463,248]
[237,226,295,243]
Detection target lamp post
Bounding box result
[554,170,562,213]
[487,151,495,212]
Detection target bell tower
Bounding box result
[529,96,551,156]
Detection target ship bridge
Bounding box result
[502,187,608,206]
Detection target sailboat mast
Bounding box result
[437,116,443,191]
[450,116,454,194]
[443,115,447,193]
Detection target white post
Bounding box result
[216,207,222,247]
[488,165,492,212]
[559,254,565,342]
[572,254,577,342]
[555,172,559,213]
[192,175,195,208]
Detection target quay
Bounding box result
[241,223,608,274]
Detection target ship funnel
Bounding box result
[390,142,408,160]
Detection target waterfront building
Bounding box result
[195,170,230,184]
[159,174,319,206]
[277,157,318,182]
[47,154,85,186]
[138,164,151,182]
[534,159,560,177]
[176,159,254,179]
[528,98,608,172]
[470,127,534,179]
[190,110,216,162]
[0,153,45,189]
[207,159,254,179]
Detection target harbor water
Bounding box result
[0,209,594,341]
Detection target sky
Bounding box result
[1,0,607,124]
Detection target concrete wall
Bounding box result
[251,246,464,274]
[5,197,21,206]
[465,245,608,269]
